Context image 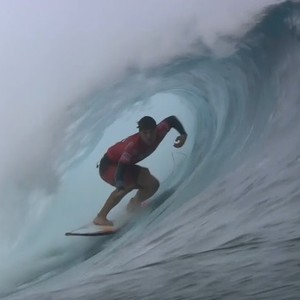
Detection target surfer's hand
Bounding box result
[174,134,187,148]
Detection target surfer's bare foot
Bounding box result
[93,216,113,226]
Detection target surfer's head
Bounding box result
[137,116,157,145]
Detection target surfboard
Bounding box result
[65,223,118,236]
[65,189,174,237]
[65,204,139,237]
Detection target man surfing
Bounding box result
[94,115,187,226]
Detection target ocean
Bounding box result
[0,1,300,299]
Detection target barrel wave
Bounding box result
[1,1,300,300]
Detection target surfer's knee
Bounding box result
[139,167,151,178]
[138,167,159,190]
[151,177,160,192]
[149,174,159,191]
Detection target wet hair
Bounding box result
[137,116,156,131]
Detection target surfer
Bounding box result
[94,115,187,226]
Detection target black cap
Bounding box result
[137,116,156,130]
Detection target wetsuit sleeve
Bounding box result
[114,143,135,190]
[164,115,187,135]
[115,162,126,190]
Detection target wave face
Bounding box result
[1,1,300,299]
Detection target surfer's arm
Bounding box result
[164,115,187,136]
[115,144,134,190]
[115,162,127,190]
[164,116,187,148]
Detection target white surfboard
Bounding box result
[65,223,119,236]
[63,190,177,238]
[65,200,151,237]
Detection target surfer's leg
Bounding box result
[95,158,137,226]
[94,185,135,226]
[127,167,159,211]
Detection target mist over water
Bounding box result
[1,1,300,299]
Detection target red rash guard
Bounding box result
[106,120,171,164]
[100,116,187,188]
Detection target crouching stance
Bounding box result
[94,115,187,226]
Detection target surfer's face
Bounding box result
[140,128,156,145]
